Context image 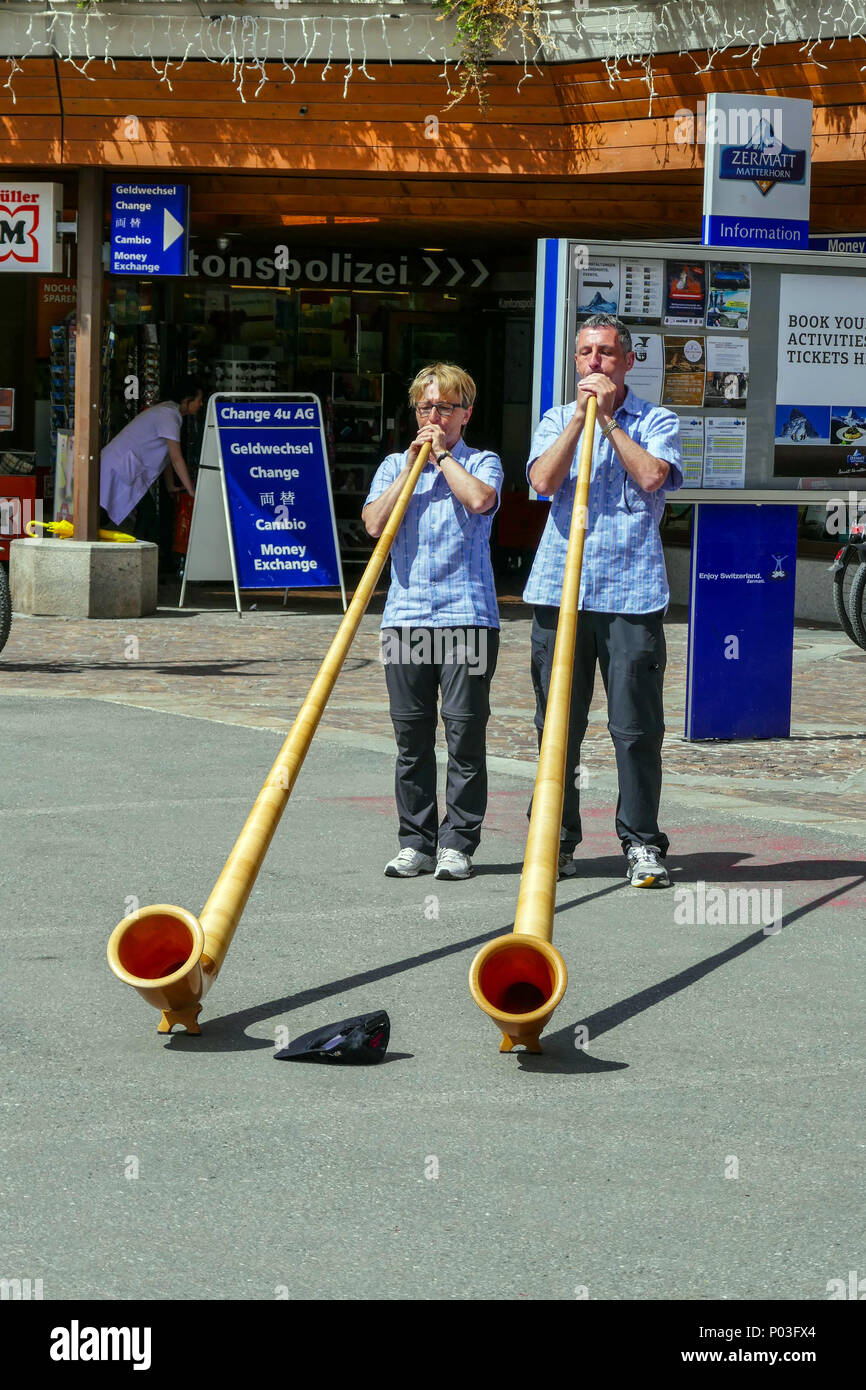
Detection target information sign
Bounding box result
[702,95,812,250]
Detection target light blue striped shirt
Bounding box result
[523,390,683,613]
[364,437,503,628]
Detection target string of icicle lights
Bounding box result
[3,2,866,104]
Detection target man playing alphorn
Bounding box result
[524,314,682,887]
[363,364,503,881]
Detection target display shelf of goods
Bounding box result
[49,321,76,447]
[332,462,376,496]
[337,517,375,555]
[332,372,385,465]
[211,359,277,392]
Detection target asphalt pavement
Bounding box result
[1,671,863,1301]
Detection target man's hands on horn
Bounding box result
[575,371,617,428]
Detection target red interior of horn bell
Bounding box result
[478,944,555,1015]
[117,914,196,980]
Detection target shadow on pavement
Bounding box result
[581,851,866,883]
[163,881,629,1053]
[164,929,505,1053]
[514,870,865,1073]
[0,657,375,678]
[163,863,863,1063]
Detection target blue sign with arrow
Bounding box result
[110,183,189,276]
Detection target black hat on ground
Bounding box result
[274,1010,390,1065]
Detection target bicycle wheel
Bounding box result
[0,561,11,655]
[832,547,861,646]
[849,557,866,650]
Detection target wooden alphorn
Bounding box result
[468,397,598,1051]
[107,444,432,1034]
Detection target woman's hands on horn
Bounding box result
[362,432,435,538]
[408,422,447,469]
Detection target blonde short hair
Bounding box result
[408,362,477,410]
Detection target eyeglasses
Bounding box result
[416,401,463,418]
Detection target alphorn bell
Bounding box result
[468,396,598,1052]
[107,443,433,1034]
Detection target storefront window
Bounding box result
[661,501,864,556]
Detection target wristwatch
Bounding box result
[434,449,450,464]
[600,420,620,439]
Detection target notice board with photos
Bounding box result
[534,238,866,501]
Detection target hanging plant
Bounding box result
[434,0,550,111]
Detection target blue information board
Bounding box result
[214,395,342,591]
[110,183,189,276]
[685,504,799,740]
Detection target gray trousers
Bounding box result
[383,626,499,856]
[529,606,669,856]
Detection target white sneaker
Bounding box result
[625,844,670,888]
[434,848,472,880]
[384,847,436,878]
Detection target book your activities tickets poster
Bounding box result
[774,274,866,478]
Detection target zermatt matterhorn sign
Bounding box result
[702,95,813,249]
[719,114,807,196]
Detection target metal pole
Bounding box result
[72,167,103,541]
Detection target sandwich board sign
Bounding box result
[702,94,812,250]
[180,393,346,613]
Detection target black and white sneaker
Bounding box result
[558,851,578,879]
[625,844,669,888]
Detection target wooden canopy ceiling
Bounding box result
[2,42,866,242]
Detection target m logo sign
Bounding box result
[0,184,62,273]
[0,198,39,264]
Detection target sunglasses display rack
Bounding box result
[121,338,140,427]
[101,323,115,446]
[141,325,161,409]
[48,319,76,452]
[209,360,277,393]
